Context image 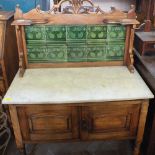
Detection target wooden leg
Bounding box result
[144,20,151,32]
[19,147,26,155]
[9,105,25,155]
[133,100,149,155]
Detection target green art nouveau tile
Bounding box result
[46,45,67,62]
[67,25,86,43]
[87,25,107,43]
[87,45,106,61]
[67,45,87,62]
[25,26,46,44]
[107,25,126,41]
[27,45,67,63]
[45,25,66,44]
[27,45,47,63]
[106,44,125,60]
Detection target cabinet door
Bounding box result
[17,105,79,141]
[80,101,141,140]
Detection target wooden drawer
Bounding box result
[144,42,155,52]
[80,101,141,140]
[17,105,79,142]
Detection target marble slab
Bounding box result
[2,66,154,104]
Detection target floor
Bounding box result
[5,138,134,155]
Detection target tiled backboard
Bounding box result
[25,25,126,63]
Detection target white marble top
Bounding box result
[2,66,154,104]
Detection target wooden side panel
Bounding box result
[0,78,6,96]
[17,105,79,142]
[0,21,5,58]
[3,16,19,86]
[0,21,6,95]
[81,102,141,140]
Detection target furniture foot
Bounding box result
[133,101,149,155]
[9,105,25,154]
[133,143,140,155]
[19,147,26,155]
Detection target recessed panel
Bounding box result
[29,114,71,133]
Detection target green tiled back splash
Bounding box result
[25,25,126,63]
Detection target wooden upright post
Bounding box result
[153,0,155,27]
[144,0,152,32]
[134,100,149,155]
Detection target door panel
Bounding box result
[17,105,79,141]
[91,113,130,131]
[81,101,141,140]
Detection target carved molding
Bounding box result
[51,0,104,14]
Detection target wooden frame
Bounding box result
[11,0,139,77]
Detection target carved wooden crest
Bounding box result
[51,0,104,14]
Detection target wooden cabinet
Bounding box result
[134,31,155,55]
[0,11,18,97]
[15,101,142,143]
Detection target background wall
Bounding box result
[0,0,50,12]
